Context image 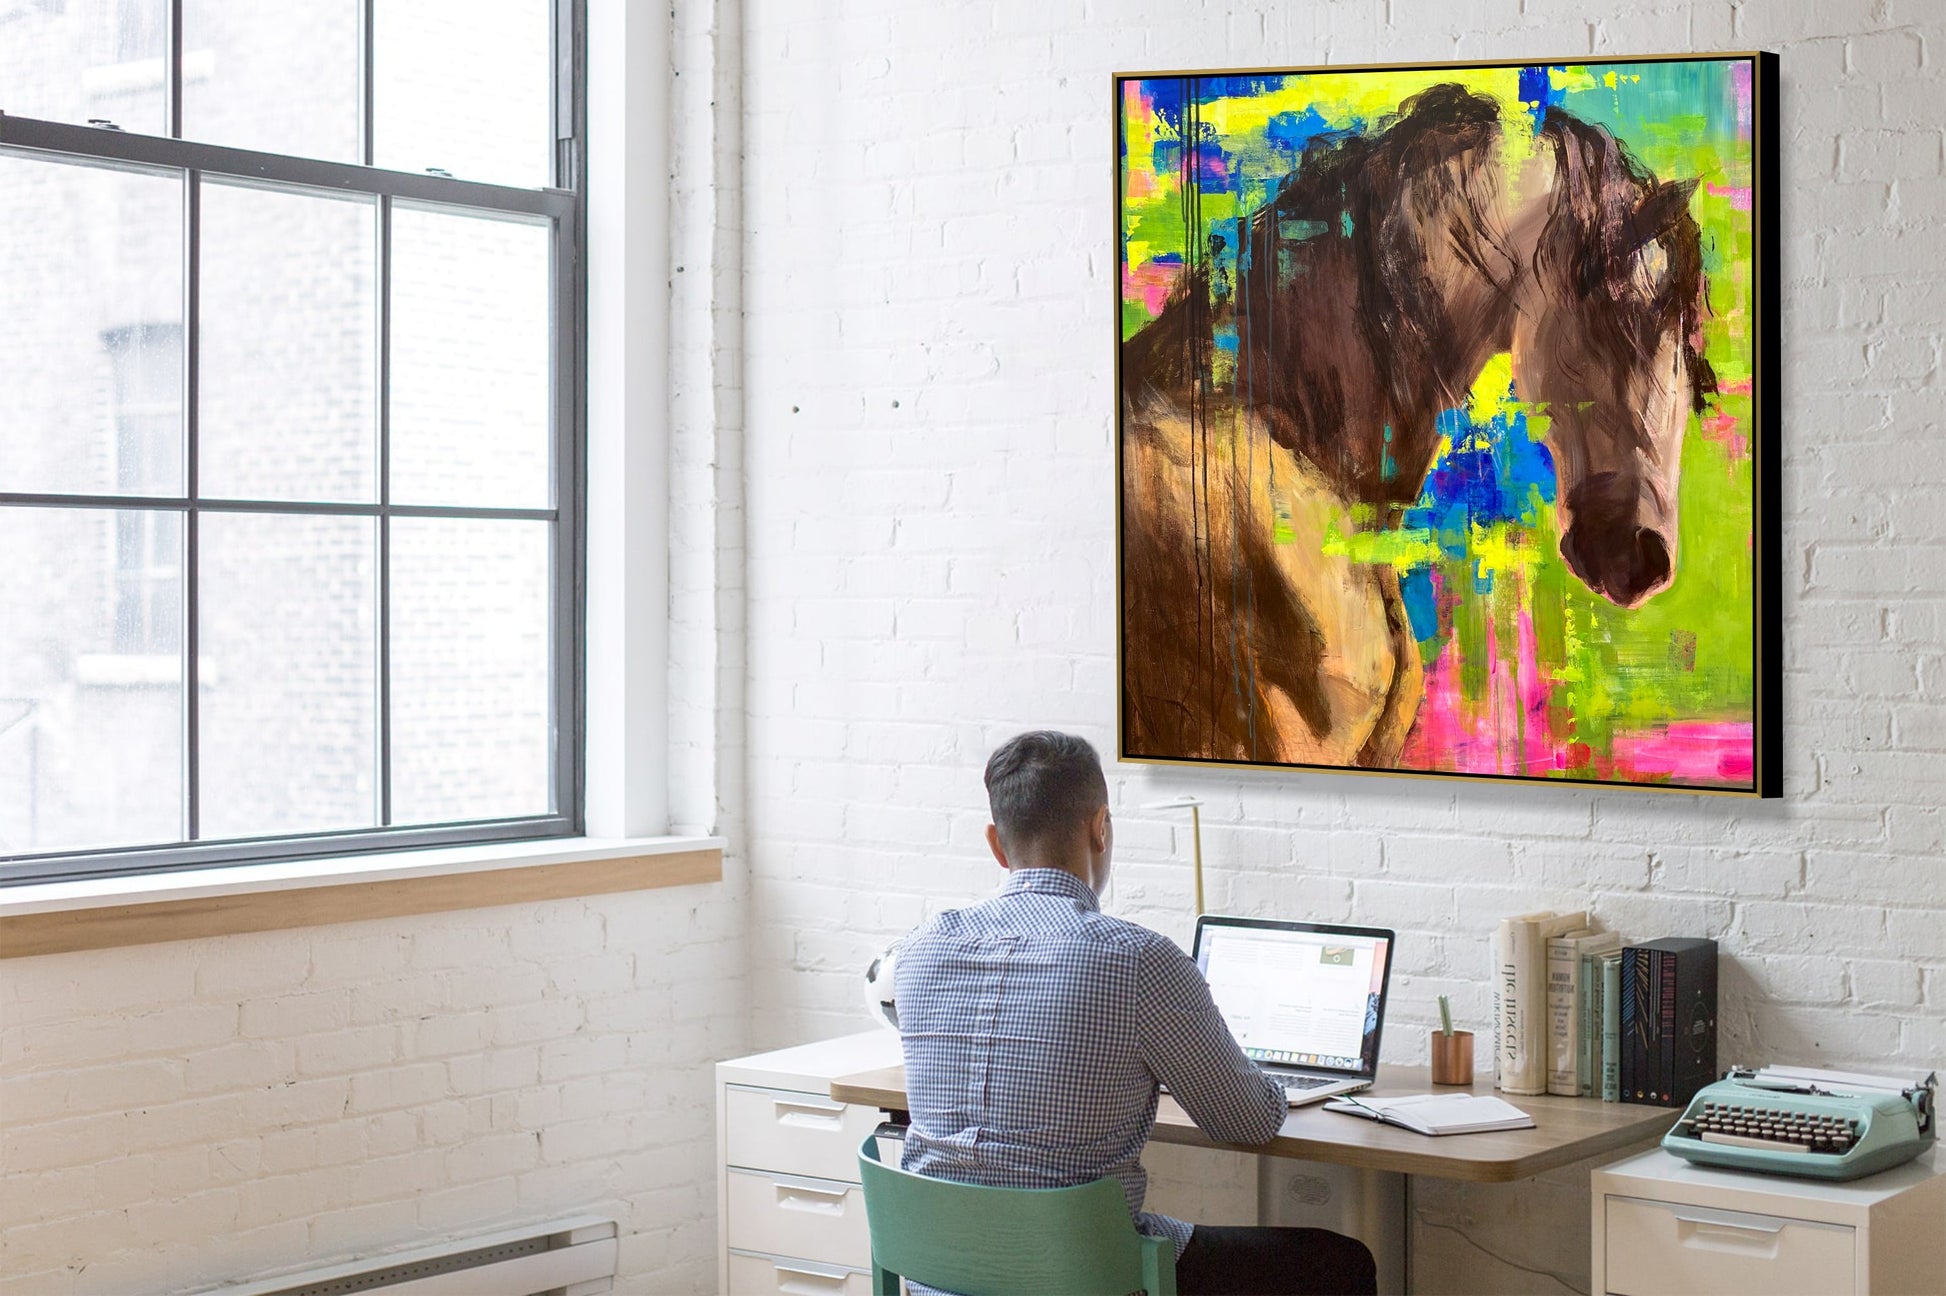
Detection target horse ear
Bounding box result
[1627,178,1699,249]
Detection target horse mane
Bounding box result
[1234,84,1515,448]
[1121,84,1719,470]
[1536,107,1718,413]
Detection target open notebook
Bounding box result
[1323,1093,1535,1136]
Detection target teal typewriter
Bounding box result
[1663,1065,1937,1181]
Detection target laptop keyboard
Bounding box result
[1280,1075,1332,1091]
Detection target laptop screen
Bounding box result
[1193,919,1393,1076]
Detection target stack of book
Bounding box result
[1618,937,1719,1107]
[1492,910,1622,1099]
[1493,915,1719,1106]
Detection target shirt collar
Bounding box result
[1001,867,1100,912]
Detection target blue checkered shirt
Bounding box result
[897,868,1286,1260]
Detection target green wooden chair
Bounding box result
[857,1134,1178,1296]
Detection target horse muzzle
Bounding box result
[1558,474,1676,608]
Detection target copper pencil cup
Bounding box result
[1429,1030,1475,1085]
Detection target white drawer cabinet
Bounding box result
[1592,1147,1946,1296]
[718,1032,904,1296]
[726,1251,876,1296]
[725,1085,888,1183]
[725,1166,872,1264]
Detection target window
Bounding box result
[0,0,583,882]
[107,322,184,655]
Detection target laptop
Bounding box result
[1191,915,1396,1106]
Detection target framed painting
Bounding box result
[1115,54,1779,796]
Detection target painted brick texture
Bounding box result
[1,4,1941,1296]
[744,0,1945,1065]
[0,883,747,1295]
[740,1,1945,1290]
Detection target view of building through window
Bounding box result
[0,0,568,869]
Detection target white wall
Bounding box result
[740,1,1945,1290]
[0,886,746,1294]
[1,4,754,1295]
[2,4,1940,1295]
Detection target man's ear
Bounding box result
[985,823,1010,870]
[1089,804,1112,854]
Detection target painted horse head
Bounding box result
[1516,108,1717,608]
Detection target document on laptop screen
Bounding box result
[1199,927,1388,1071]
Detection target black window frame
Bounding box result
[0,0,587,885]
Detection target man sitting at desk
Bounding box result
[896,731,1378,1295]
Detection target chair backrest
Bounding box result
[856,1136,1176,1296]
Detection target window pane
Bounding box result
[200,182,377,502]
[389,206,550,508]
[180,0,361,162]
[390,518,550,825]
[199,513,377,839]
[0,152,183,497]
[373,0,552,188]
[0,0,168,137]
[0,506,183,856]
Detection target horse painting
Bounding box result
[1117,61,1773,791]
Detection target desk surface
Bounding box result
[830,1063,1678,1184]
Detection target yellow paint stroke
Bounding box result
[1470,520,1539,586]
[1322,518,1442,569]
[1467,351,1517,425]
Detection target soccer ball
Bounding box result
[863,941,902,1032]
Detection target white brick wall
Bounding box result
[3,4,1941,1295]
[7,6,750,1293]
[740,1,1945,1290]
[0,883,747,1295]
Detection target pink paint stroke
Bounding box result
[1611,721,1755,785]
[1706,182,1752,211]
[1396,575,1556,777]
[1731,60,1753,140]
[1701,409,1749,467]
[1122,262,1181,318]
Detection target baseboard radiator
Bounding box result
[211,1218,618,1296]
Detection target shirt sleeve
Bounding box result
[1134,936,1286,1145]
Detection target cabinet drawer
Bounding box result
[728,1250,873,1296]
[1605,1196,1855,1296]
[726,1084,883,1181]
[726,1167,872,1268]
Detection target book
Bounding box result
[1577,946,1600,1096]
[1547,929,1621,1096]
[1490,915,1523,1090]
[1660,943,1676,1103]
[1598,950,1623,1102]
[1501,910,1587,1096]
[1495,910,1544,1093]
[1621,944,1650,1101]
[1660,937,1718,1107]
[1545,927,1593,1096]
[1575,934,1623,1095]
[1324,1092,1536,1136]
[1620,938,1718,1106]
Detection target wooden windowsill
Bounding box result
[0,836,725,959]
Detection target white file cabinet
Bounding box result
[1592,1147,1946,1296]
[718,1031,904,1296]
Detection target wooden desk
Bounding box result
[831,1063,1678,1294]
[830,1062,1677,1182]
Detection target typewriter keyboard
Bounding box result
[1689,1099,1859,1154]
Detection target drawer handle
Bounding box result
[1670,1207,1785,1235]
[772,1261,852,1295]
[776,1181,852,1215]
[773,1099,847,1128]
